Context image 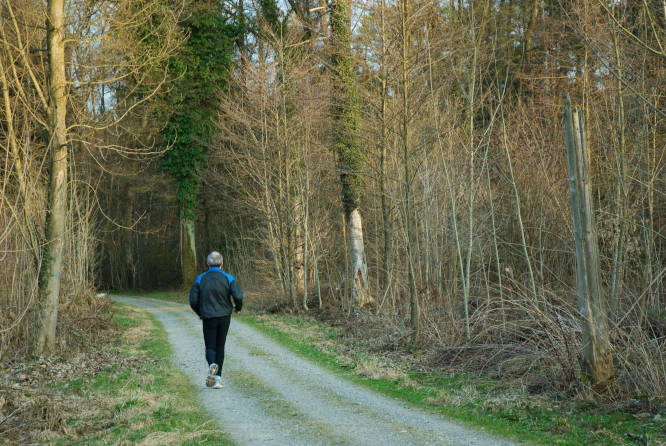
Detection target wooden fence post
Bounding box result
[563,95,614,388]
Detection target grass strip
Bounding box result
[53,303,234,445]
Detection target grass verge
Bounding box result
[0,302,234,445]
[59,304,234,445]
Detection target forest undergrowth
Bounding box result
[242,287,666,445]
[0,293,115,442]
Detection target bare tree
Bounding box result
[0,0,182,353]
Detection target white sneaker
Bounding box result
[206,363,219,387]
[213,375,224,389]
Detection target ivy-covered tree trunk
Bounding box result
[181,216,198,286]
[36,0,68,354]
[330,0,370,307]
[160,1,239,288]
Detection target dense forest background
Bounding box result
[1,0,664,404]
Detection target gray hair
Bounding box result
[206,251,223,267]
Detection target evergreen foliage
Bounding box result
[257,0,284,38]
[330,0,363,214]
[160,2,241,220]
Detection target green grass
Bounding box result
[52,304,235,445]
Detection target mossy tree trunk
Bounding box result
[159,1,240,288]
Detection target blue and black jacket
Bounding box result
[189,267,243,319]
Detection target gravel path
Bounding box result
[112,296,517,446]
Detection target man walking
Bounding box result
[189,251,243,388]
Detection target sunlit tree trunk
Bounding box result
[379,0,393,307]
[36,0,67,354]
[181,217,198,287]
[522,0,540,65]
[0,52,41,263]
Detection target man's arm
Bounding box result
[230,280,243,312]
[189,282,201,316]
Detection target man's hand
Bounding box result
[234,309,240,314]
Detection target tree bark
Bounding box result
[124,185,136,289]
[522,0,540,65]
[36,0,68,354]
[347,208,369,306]
[379,0,392,305]
[609,20,627,312]
[181,216,198,287]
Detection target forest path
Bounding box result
[111,295,517,446]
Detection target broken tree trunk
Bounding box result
[563,95,614,389]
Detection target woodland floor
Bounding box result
[111,295,517,445]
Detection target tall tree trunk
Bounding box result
[401,0,418,340]
[124,185,136,289]
[379,0,392,306]
[522,0,540,65]
[330,0,370,306]
[181,216,198,287]
[609,16,627,312]
[36,0,68,354]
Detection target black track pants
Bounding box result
[202,315,231,375]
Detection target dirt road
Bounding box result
[112,296,517,446]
